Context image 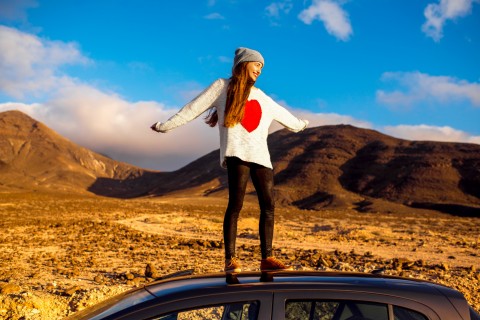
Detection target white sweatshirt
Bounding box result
[156,78,308,169]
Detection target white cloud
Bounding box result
[422,0,479,41]
[0,88,218,171]
[265,1,293,19]
[0,101,41,115]
[383,124,480,144]
[272,90,479,147]
[218,55,231,64]
[296,111,372,131]
[376,71,480,107]
[267,102,479,147]
[298,0,352,41]
[0,25,89,99]
[204,12,225,20]
[268,98,372,132]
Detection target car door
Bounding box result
[113,291,273,320]
[271,290,442,320]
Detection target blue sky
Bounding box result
[0,0,479,171]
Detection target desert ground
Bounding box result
[0,192,479,319]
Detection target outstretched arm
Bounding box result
[151,79,226,133]
[268,96,309,132]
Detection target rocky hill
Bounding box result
[268,126,480,215]
[0,110,159,197]
[1,110,479,215]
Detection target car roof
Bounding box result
[142,270,468,319]
[145,270,460,299]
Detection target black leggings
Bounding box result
[224,157,275,260]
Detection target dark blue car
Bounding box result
[68,271,480,320]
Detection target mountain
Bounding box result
[1,110,479,215]
[0,110,160,197]
[268,125,480,215]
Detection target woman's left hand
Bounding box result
[150,122,160,132]
[151,122,167,133]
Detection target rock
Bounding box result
[145,263,159,278]
[45,283,56,291]
[133,277,144,286]
[371,268,385,275]
[318,258,331,268]
[0,283,21,294]
[364,251,373,258]
[210,240,221,248]
[394,262,403,271]
[63,286,80,296]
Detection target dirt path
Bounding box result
[117,210,479,269]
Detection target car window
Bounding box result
[393,306,428,320]
[285,300,388,320]
[153,301,259,320]
[470,307,480,320]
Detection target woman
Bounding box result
[151,47,308,273]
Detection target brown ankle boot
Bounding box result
[260,257,293,271]
[224,257,242,273]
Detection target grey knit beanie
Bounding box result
[232,47,264,71]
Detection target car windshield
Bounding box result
[66,288,155,320]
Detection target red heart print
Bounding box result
[241,99,262,133]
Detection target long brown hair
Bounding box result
[205,62,254,127]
